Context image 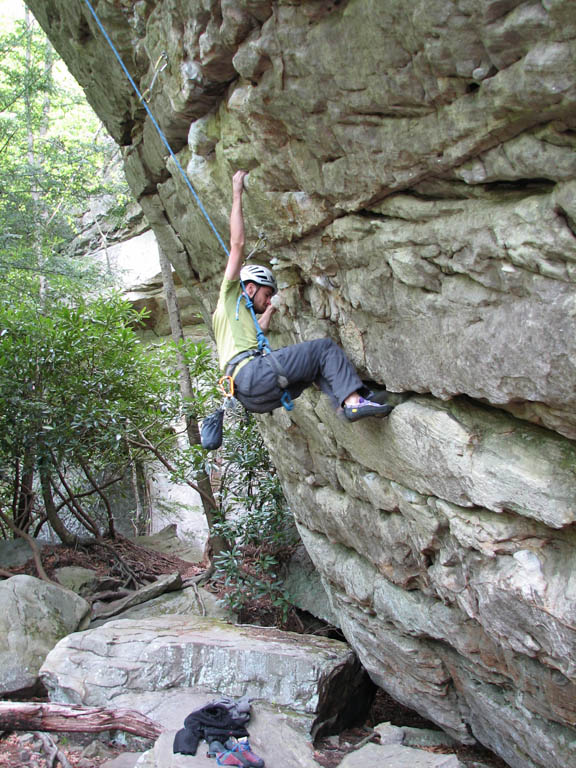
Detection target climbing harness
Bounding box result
[81,0,293,437]
[236,280,294,412]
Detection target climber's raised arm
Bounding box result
[225,170,247,281]
[212,170,393,424]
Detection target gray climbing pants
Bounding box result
[233,338,369,414]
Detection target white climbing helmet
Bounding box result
[240,264,277,294]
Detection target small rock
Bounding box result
[374,722,404,744]
[81,739,115,759]
[101,753,145,768]
[402,726,458,748]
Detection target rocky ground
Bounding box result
[1,541,509,768]
[0,730,133,768]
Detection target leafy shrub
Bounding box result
[212,411,299,621]
[0,294,181,540]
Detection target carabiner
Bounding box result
[218,375,235,399]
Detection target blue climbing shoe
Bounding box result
[343,397,393,422]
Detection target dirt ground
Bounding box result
[0,731,131,768]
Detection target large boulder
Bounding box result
[0,575,90,695]
[40,615,373,727]
[0,539,47,569]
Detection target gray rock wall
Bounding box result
[25,2,576,766]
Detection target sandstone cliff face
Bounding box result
[25,2,576,766]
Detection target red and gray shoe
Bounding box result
[216,749,245,766]
[223,738,265,768]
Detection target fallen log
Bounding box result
[0,702,162,740]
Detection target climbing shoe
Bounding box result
[223,738,265,767]
[216,750,245,766]
[343,397,394,422]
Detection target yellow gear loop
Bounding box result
[218,375,235,399]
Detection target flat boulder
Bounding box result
[0,575,90,695]
[339,743,464,768]
[89,584,230,628]
[90,573,183,623]
[40,616,372,724]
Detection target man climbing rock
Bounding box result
[212,170,394,421]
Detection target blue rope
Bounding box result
[240,288,294,411]
[238,289,271,353]
[82,0,292,411]
[81,0,230,257]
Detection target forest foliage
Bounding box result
[0,4,294,614]
[0,4,127,303]
[0,6,141,545]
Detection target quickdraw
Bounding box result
[246,231,267,260]
[141,51,168,102]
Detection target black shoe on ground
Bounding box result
[343,397,394,422]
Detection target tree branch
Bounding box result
[53,472,123,513]
[0,505,54,583]
[48,454,100,538]
[0,702,162,740]
[49,476,98,540]
[128,431,215,506]
[77,456,116,538]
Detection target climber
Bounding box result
[212,170,394,421]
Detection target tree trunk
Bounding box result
[0,702,162,740]
[158,247,228,559]
[39,468,77,547]
[17,11,55,538]
[14,453,35,534]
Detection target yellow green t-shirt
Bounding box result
[212,276,258,371]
